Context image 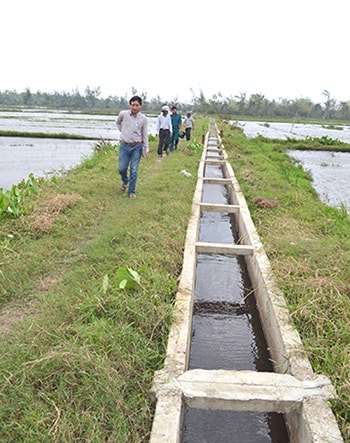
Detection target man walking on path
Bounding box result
[116,96,148,199]
[156,105,173,157]
[169,106,182,151]
[184,111,194,141]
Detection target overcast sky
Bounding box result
[2,0,348,104]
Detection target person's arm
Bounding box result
[142,117,149,157]
[168,115,173,135]
[116,111,123,132]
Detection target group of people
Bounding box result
[155,105,194,157]
[115,95,195,198]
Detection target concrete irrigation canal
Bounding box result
[150,121,343,442]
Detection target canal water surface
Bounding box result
[182,161,289,442]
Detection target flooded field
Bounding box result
[288,149,350,212]
[0,136,96,190]
[239,120,350,143]
[237,121,350,214]
[1,112,349,215]
[0,110,157,191]
[0,109,119,139]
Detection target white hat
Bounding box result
[162,105,170,112]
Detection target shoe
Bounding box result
[129,193,136,199]
[120,183,127,191]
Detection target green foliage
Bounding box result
[115,267,141,290]
[255,134,350,152]
[186,139,203,154]
[3,86,350,120]
[93,139,118,153]
[0,192,10,215]
[0,173,42,218]
[304,135,344,146]
[0,130,94,140]
[322,124,343,130]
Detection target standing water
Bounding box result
[0,110,158,191]
[288,149,350,213]
[235,120,350,214]
[182,157,289,441]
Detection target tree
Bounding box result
[234,93,247,116]
[322,89,337,119]
[85,86,101,108]
[338,101,350,120]
[23,88,32,106]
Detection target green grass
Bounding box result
[0,130,100,139]
[0,123,205,442]
[1,117,349,441]
[221,120,350,441]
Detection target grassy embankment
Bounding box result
[0,124,204,442]
[220,120,350,441]
[0,116,349,441]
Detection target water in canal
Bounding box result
[182,162,289,442]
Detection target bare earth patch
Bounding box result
[0,300,37,334]
[253,196,279,209]
[0,275,61,334]
[29,193,82,232]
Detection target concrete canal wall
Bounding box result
[150,121,343,442]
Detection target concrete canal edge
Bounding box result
[149,121,343,442]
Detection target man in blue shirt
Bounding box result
[169,106,182,152]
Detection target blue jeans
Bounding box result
[118,143,143,195]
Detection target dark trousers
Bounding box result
[170,131,179,151]
[158,129,170,156]
[185,127,192,141]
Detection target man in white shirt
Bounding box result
[156,105,173,157]
[184,111,194,141]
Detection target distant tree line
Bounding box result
[1,86,349,120]
[191,89,350,121]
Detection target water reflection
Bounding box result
[0,110,158,139]
[0,110,118,139]
[288,150,350,213]
[0,137,95,190]
[234,120,350,214]
[238,120,350,143]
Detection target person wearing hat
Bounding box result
[156,105,173,157]
[184,111,194,141]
